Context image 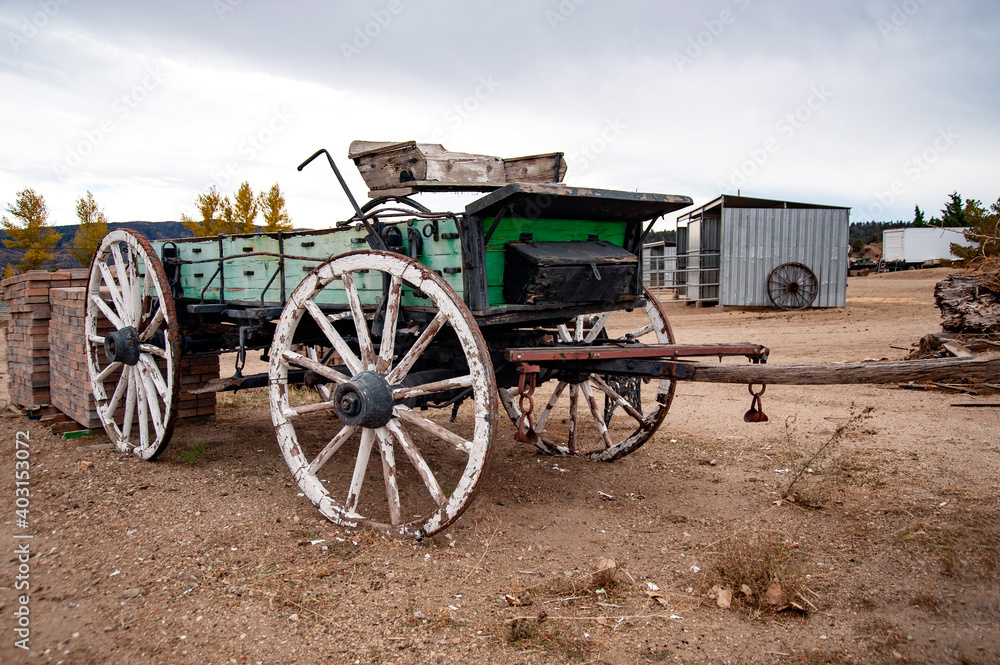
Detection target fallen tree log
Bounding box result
[685,356,1000,385]
[935,273,1000,333]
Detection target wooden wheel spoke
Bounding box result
[386,419,447,507]
[304,299,363,375]
[98,262,127,320]
[395,405,472,454]
[568,384,579,453]
[282,349,351,386]
[306,425,358,476]
[626,323,654,340]
[377,275,403,373]
[345,429,376,516]
[556,323,573,343]
[376,430,403,526]
[138,307,165,342]
[95,361,122,384]
[392,374,472,401]
[574,315,585,341]
[306,347,334,402]
[139,354,169,399]
[91,294,125,330]
[535,381,568,432]
[136,371,149,448]
[122,368,136,443]
[88,334,105,345]
[127,248,142,322]
[282,400,341,419]
[385,311,447,385]
[590,374,644,421]
[110,244,131,323]
[139,344,166,358]
[583,312,612,343]
[342,272,375,369]
[103,366,130,420]
[580,382,613,448]
[139,369,164,438]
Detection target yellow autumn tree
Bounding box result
[181,186,227,237]
[259,183,293,232]
[2,188,61,272]
[69,191,110,267]
[232,181,259,233]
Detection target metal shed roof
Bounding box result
[678,194,850,224]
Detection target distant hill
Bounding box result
[0,221,194,271]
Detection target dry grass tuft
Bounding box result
[703,532,808,613]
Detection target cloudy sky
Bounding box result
[1,0,998,231]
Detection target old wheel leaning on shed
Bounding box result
[85,229,181,460]
[268,251,498,539]
[767,262,818,310]
[500,286,677,462]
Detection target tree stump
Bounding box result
[935,274,1000,333]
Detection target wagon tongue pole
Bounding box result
[297,148,387,251]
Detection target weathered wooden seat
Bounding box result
[348,140,567,197]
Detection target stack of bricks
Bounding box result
[47,287,219,431]
[3,270,89,410]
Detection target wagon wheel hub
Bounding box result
[104,326,141,366]
[333,371,395,428]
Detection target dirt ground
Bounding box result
[2,267,998,665]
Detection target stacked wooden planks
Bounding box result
[47,287,219,431]
[2,270,89,410]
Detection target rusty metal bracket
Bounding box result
[744,383,768,423]
[514,364,540,444]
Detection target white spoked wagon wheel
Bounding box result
[500,287,676,462]
[85,230,181,460]
[269,251,498,539]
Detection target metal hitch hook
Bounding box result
[514,364,540,443]
[744,382,768,423]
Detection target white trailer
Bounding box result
[882,227,973,267]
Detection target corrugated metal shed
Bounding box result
[676,195,850,308]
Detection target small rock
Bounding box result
[716,587,732,609]
[80,461,93,470]
[122,588,141,599]
[288,613,299,622]
[709,459,718,466]
[741,584,753,597]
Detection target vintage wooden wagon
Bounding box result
[84,145,1000,538]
